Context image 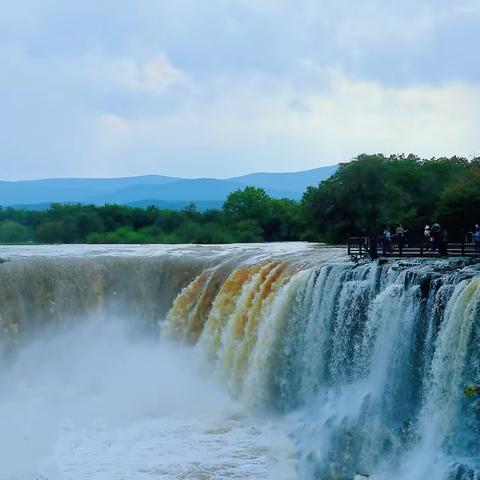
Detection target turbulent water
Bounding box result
[1,244,479,480]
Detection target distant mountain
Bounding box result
[230,165,338,193]
[0,175,179,205]
[1,165,337,210]
[95,178,298,204]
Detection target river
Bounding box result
[0,244,479,480]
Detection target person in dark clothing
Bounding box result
[431,223,441,251]
[474,225,480,252]
[368,233,378,260]
[396,225,405,250]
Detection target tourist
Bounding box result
[424,225,430,250]
[383,227,392,253]
[431,223,441,251]
[475,225,480,252]
[368,232,378,260]
[396,224,405,250]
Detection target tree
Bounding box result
[75,211,104,241]
[0,221,32,243]
[35,221,68,243]
[439,166,480,236]
[223,187,271,225]
[302,154,390,242]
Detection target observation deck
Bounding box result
[348,235,480,261]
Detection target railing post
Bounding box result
[359,239,363,256]
[348,239,351,256]
[420,243,423,256]
[462,240,465,256]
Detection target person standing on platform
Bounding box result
[424,225,431,251]
[396,224,405,250]
[474,225,480,252]
[383,227,392,253]
[431,223,441,251]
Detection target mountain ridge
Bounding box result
[0,165,337,209]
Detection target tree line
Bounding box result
[0,187,301,244]
[302,154,480,243]
[0,154,478,244]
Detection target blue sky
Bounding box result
[1,0,479,180]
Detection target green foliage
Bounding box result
[87,227,147,244]
[223,187,301,241]
[0,189,300,244]
[0,221,32,243]
[302,154,478,243]
[0,154,477,245]
[439,166,480,232]
[35,221,70,243]
[464,385,480,398]
[223,187,271,225]
[302,154,390,242]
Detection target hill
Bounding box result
[230,165,338,193]
[0,165,337,209]
[0,175,179,206]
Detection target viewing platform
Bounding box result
[348,236,480,261]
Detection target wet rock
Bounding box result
[419,274,432,299]
[448,463,480,480]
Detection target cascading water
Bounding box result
[1,244,479,479]
[163,253,480,479]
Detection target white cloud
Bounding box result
[0,0,479,179]
[81,53,187,93]
[105,55,186,93]
[89,72,480,178]
[299,72,480,159]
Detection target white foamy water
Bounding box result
[0,320,297,480]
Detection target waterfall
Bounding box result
[1,245,479,479]
[164,256,480,479]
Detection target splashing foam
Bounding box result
[0,319,297,479]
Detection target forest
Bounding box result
[0,154,479,244]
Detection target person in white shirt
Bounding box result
[424,225,431,250]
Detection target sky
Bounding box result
[1,0,480,180]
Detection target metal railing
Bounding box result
[348,235,480,259]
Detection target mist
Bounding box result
[0,319,238,478]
